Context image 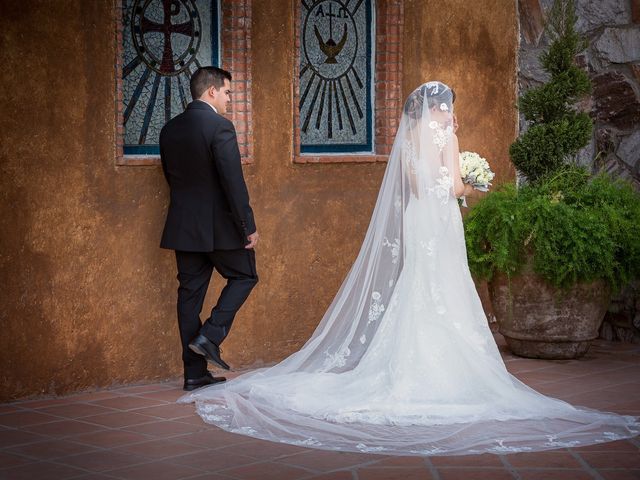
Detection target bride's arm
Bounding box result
[450,134,473,198]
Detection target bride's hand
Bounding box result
[453,114,459,133]
[462,183,474,196]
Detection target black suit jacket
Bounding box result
[159,101,256,251]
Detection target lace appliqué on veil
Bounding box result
[383,237,400,264]
[323,346,351,369]
[429,121,453,151]
[368,291,386,324]
[404,139,418,175]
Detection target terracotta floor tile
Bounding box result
[215,439,308,460]
[37,403,117,419]
[123,420,207,437]
[57,450,147,472]
[137,390,187,403]
[112,383,177,395]
[516,469,594,480]
[512,371,576,385]
[582,368,639,387]
[68,391,126,403]
[173,474,233,480]
[436,468,515,480]
[65,475,119,480]
[168,450,256,471]
[430,453,504,468]
[579,451,640,469]
[574,439,639,453]
[505,451,582,469]
[130,403,195,420]
[0,405,24,415]
[562,391,630,410]
[18,397,81,409]
[504,360,554,374]
[24,419,105,437]
[0,428,46,447]
[113,438,207,460]
[277,450,377,471]
[91,396,167,411]
[533,382,607,400]
[70,429,152,448]
[0,410,61,428]
[106,459,202,480]
[82,411,159,428]
[371,456,429,467]
[598,470,640,480]
[356,466,435,479]
[0,461,87,480]
[303,473,353,480]
[0,450,32,468]
[223,461,312,480]
[173,414,208,426]
[172,429,254,449]
[7,438,96,460]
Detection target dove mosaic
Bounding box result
[299,0,373,153]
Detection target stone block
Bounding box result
[617,130,640,171]
[633,0,640,23]
[632,63,640,83]
[575,136,595,167]
[519,0,546,45]
[592,72,640,130]
[575,0,631,33]
[593,27,640,64]
[518,46,551,86]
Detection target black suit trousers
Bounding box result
[175,249,258,378]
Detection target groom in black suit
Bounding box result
[159,67,259,391]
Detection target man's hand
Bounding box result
[245,231,259,249]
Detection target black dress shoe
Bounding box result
[189,334,231,370]
[183,372,226,391]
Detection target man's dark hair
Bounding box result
[190,67,232,100]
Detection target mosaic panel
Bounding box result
[122,0,220,155]
[299,0,373,153]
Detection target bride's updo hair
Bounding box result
[403,82,455,121]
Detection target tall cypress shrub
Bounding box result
[509,0,592,182]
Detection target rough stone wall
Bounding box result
[517,0,640,342]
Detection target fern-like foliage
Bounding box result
[465,167,640,289]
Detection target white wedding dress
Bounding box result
[180,82,639,455]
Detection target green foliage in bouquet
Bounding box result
[464,167,640,289]
[509,0,592,182]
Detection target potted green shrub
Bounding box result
[463,0,640,359]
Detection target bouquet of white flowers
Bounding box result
[459,151,495,192]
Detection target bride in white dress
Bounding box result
[180,82,639,455]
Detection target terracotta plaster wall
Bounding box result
[0,0,517,401]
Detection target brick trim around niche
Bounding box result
[293,0,404,164]
[115,0,254,166]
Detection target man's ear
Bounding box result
[208,85,218,98]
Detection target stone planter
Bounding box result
[489,261,611,359]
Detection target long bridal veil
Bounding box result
[180,82,639,455]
